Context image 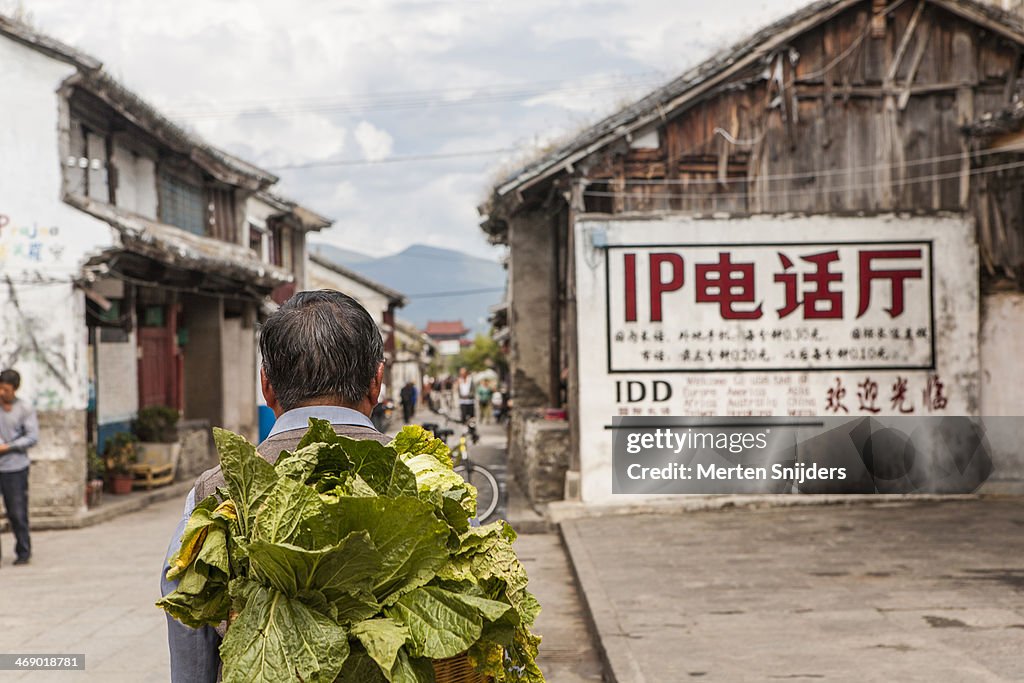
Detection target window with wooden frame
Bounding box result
[158,168,205,235]
[66,115,110,202]
[248,222,266,258]
[206,185,238,243]
[267,221,284,266]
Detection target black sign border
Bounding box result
[603,240,937,374]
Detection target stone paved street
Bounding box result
[561,499,1024,682]
[0,496,182,682]
[515,533,605,682]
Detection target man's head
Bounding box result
[0,369,20,405]
[259,290,384,417]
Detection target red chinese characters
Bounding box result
[621,246,925,322]
[775,250,843,319]
[695,253,763,319]
[857,249,923,318]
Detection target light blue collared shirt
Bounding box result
[162,405,378,682]
[267,405,374,439]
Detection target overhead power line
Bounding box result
[163,73,666,121]
[405,286,506,299]
[583,157,1024,202]
[268,148,517,170]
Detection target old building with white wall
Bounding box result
[0,14,326,522]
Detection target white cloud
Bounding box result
[354,121,394,162]
[20,0,814,260]
[332,180,358,207]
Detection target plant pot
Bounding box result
[138,441,181,464]
[109,473,134,495]
[86,479,104,508]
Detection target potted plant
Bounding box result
[133,405,180,443]
[131,406,181,488]
[86,445,105,507]
[104,431,140,494]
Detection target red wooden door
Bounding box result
[138,326,178,409]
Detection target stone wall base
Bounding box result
[21,409,87,521]
[176,419,216,483]
[509,409,570,504]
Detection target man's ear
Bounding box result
[368,362,384,404]
[261,367,283,417]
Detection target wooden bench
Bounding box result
[131,443,180,490]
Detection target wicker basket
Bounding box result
[432,652,492,683]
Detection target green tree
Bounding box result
[449,335,507,376]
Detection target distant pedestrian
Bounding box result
[455,367,476,423]
[491,386,505,422]
[400,381,416,424]
[477,380,494,424]
[422,379,434,412]
[0,369,38,567]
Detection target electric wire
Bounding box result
[581,157,1024,202]
[164,74,667,121]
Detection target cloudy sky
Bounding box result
[14,0,808,260]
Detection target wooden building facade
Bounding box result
[483,0,1024,503]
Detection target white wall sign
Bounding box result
[574,215,979,504]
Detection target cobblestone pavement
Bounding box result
[562,499,1024,682]
[515,533,605,682]
[0,495,183,682]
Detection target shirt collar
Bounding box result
[267,405,375,438]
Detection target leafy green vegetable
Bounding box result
[246,532,380,603]
[389,586,488,659]
[389,425,451,466]
[160,418,545,681]
[220,581,350,683]
[336,437,419,497]
[215,428,278,538]
[350,617,410,674]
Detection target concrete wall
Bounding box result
[507,209,556,408]
[979,291,1024,484]
[509,409,570,504]
[182,294,223,427]
[96,331,137,427]
[89,277,138,432]
[0,35,112,411]
[110,142,157,219]
[176,419,216,482]
[26,409,87,521]
[220,308,257,442]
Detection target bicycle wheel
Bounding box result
[454,463,500,522]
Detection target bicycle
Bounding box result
[422,411,501,524]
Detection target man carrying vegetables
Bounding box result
[161,290,390,682]
[160,289,544,683]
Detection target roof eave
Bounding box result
[0,13,101,71]
[67,194,292,290]
[308,253,407,304]
[70,71,279,191]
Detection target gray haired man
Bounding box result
[160,290,389,682]
[0,368,39,567]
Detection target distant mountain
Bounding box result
[313,245,376,264]
[309,243,505,336]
